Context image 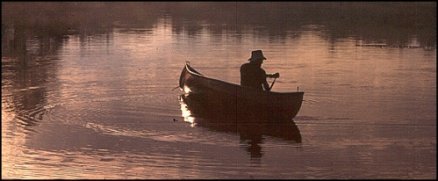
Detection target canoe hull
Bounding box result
[179,63,304,121]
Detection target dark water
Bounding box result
[2,3,436,179]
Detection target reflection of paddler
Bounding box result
[179,93,302,159]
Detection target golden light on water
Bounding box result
[2,2,436,179]
[179,97,196,127]
[2,93,25,178]
[183,86,192,94]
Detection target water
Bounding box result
[2,6,436,179]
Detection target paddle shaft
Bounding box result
[269,77,277,90]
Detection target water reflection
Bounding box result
[2,2,435,179]
[2,2,436,50]
[2,25,62,133]
[179,93,301,159]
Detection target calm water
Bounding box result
[2,15,436,179]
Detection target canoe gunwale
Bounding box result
[182,63,304,96]
[179,63,304,120]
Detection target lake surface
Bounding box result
[2,10,436,179]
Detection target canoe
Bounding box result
[178,63,304,121]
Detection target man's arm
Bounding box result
[260,69,271,91]
[262,80,270,91]
[263,73,279,91]
[266,72,280,78]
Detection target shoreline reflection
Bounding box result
[179,93,302,159]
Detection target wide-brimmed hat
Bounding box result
[248,50,267,61]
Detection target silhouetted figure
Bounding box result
[240,50,279,91]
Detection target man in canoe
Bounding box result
[240,50,280,91]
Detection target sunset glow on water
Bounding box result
[2,2,436,179]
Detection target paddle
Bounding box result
[269,77,277,91]
[268,72,279,91]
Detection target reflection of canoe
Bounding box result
[179,63,304,121]
[179,93,302,158]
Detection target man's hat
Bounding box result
[248,50,267,61]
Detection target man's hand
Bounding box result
[268,72,280,78]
